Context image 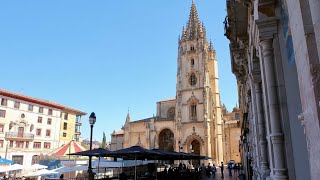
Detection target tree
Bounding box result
[101,132,106,149]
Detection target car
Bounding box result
[227,160,236,168]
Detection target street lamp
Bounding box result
[88,112,96,180]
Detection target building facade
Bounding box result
[225,0,320,179]
[110,130,124,151]
[222,106,241,164]
[59,110,84,147]
[0,90,86,165]
[115,1,225,165]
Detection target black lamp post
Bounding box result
[88,112,96,180]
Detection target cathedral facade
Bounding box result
[118,1,224,165]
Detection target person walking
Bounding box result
[212,164,217,179]
[220,162,224,178]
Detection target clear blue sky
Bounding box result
[0,1,237,142]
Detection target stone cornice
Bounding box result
[256,17,278,40]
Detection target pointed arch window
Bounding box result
[167,107,175,119]
[190,102,197,121]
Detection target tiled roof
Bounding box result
[0,89,86,115]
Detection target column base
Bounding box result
[273,168,288,180]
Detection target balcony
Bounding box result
[75,129,81,135]
[75,121,82,126]
[5,132,35,141]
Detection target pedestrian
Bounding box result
[212,164,217,179]
[228,162,232,176]
[220,162,224,178]
[200,163,206,179]
[206,163,212,178]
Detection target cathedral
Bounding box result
[113,1,224,165]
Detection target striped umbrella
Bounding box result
[49,141,87,157]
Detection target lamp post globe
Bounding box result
[89,112,96,125]
[88,112,96,180]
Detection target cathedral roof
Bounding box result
[158,98,176,102]
[131,117,153,123]
[112,130,124,135]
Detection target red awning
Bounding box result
[50,141,87,156]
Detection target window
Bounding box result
[47,118,52,125]
[26,142,29,148]
[235,113,240,120]
[28,104,33,111]
[191,59,194,66]
[44,142,51,149]
[190,103,197,120]
[0,124,4,133]
[37,117,42,123]
[189,73,197,86]
[31,155,39,165]
[16,141,24,148]
[63,132,67,137]
[46,130,51,137]
[167,107,175,119]
[9,141,13,148]
[0,110,5,118]
[63,122,67,130]
[48,109,53,115]
[14,101,20,109]
[36,129,41,136]
[190,46,195,51]
[64,113,68,120]
[0,140,3,148]
[12,155,23,165]
[1,99,7,106]
[39,107,43,113]
[33,142,41,149]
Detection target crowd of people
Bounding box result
[118,161,243,180]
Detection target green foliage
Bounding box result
[101,132,107,149]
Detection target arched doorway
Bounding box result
[190,139,201,167]
[159,129,174,151]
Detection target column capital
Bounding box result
[270,133,284,144]
[250,72,262,83]
[256,17,278,40]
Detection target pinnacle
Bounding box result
[126,110,131,123]
[181,0,205,40]
[209,39,214,51]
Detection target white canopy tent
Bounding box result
[23,169,58,177]
[52,166,88,174]
[27,164,48,170]
[92,158,154,168]
[0,164,24,172]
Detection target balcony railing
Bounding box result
[75,129,81,135]
[5,132,35,140]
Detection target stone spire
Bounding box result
[183,0,204,40]
[125,110,131,123]
[208,39,214,51]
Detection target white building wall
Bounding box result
[0,95,62,165]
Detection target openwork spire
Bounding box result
[182,0,204,40]
[208,39,214,51]
[125,109,131,123]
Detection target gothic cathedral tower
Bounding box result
[175,1,223,164]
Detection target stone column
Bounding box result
[256,17,287,180]
[253,80,270,179]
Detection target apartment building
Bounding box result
[0,90,86,165]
